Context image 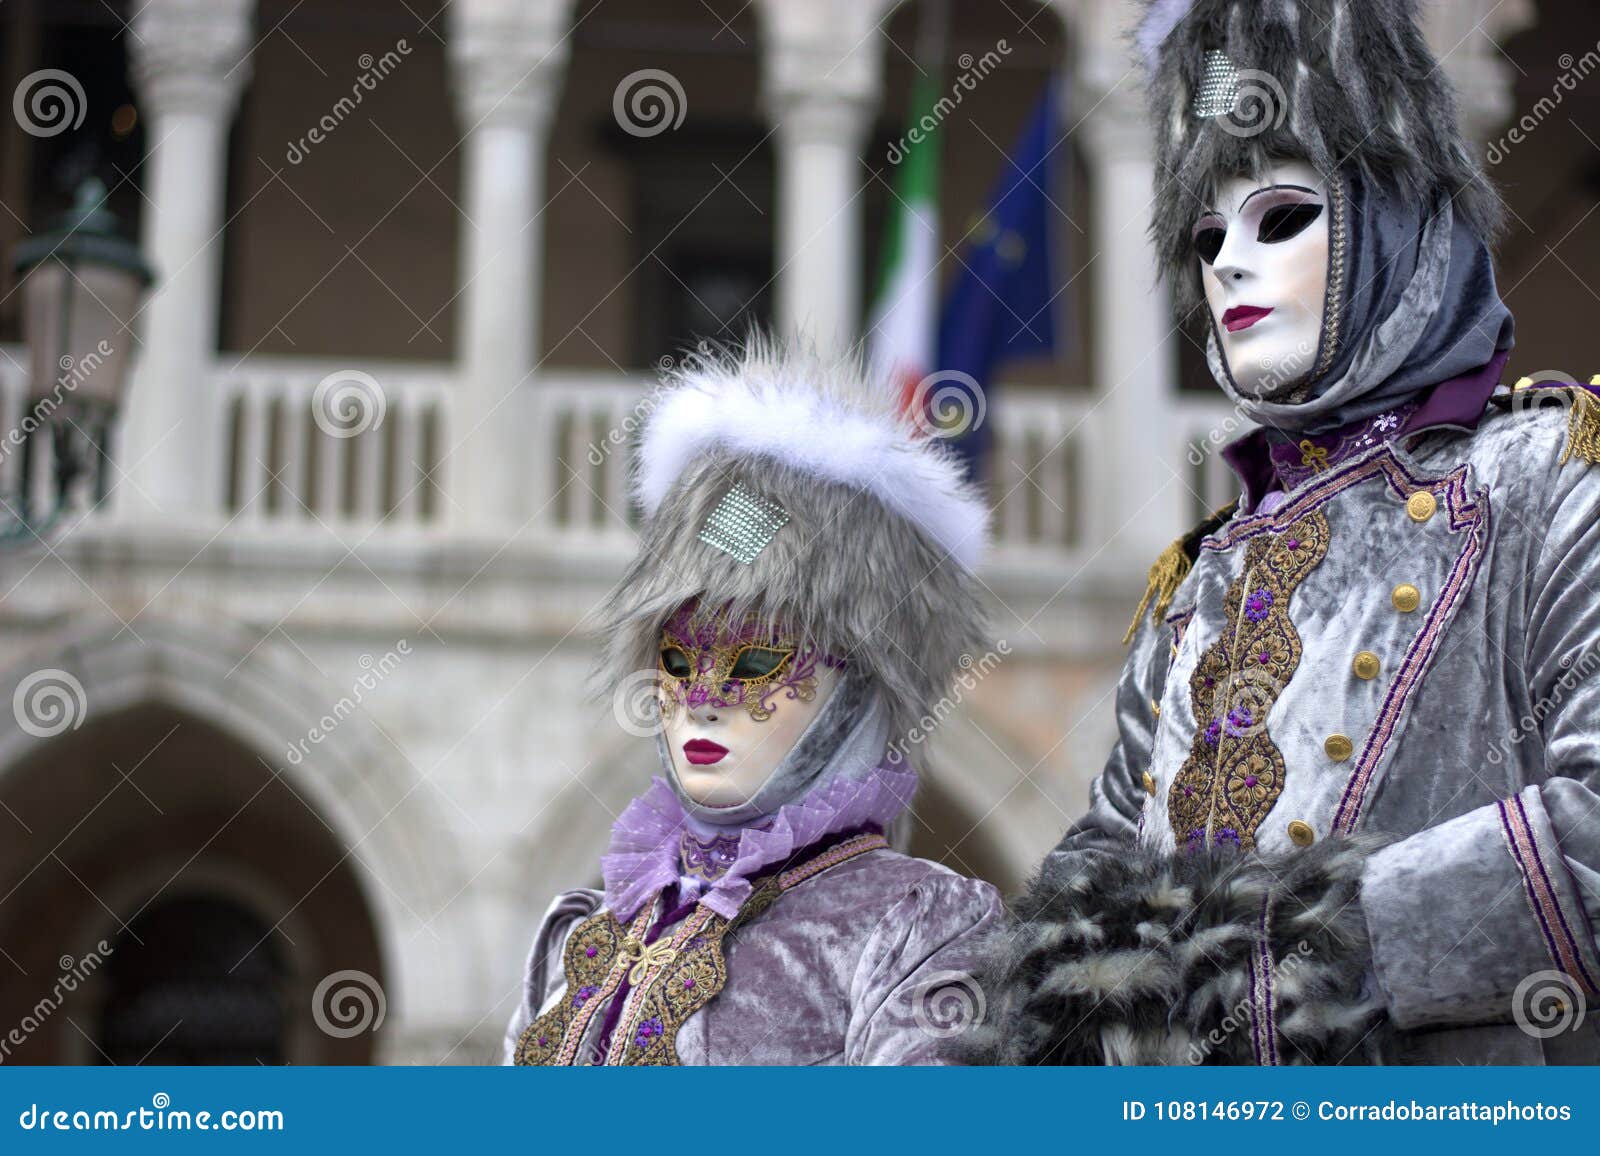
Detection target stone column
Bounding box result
[1074,19,1183,569]
[447,0,570,531]
[759,0,883,358]
[119,0,254,520]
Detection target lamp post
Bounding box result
[5,177,153,545]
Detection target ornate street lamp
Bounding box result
[5,177,153,545]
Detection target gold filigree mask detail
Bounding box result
[657,604,837,723]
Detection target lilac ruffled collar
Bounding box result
[600,762,917,921]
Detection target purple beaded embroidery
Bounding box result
[1243,589,1274,622]
[634,1017,665,1049]
[571,984,599,1009]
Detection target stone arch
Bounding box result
[0,614,471,1062]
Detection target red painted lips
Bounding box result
[683,739,729,765]
[1222,305,1273,333]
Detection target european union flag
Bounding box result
[933,81,1060,480]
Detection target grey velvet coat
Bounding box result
[503,847,1001,1065]
[1062,400,1600,1063]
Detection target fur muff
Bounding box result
[1136,0,1505,312]
[597,338,991,741]
[966,837,1390,1065]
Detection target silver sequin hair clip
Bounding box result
[699,482,790,565]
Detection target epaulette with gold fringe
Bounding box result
[1493,376,1600,467]
[1122,500,1239,645]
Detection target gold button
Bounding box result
[1287,820,1316,847]
[1406,491,1437,523]
[1324,734,1354,761]
[1142,771,1157,797]
[1353,651,1381,680]
[1392,583,1421,613]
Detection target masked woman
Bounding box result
[973,0,1600,1064]
[503,341,1001,1065]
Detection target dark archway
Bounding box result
[98,894,288,1065]
[0,703,385,1064]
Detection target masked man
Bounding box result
[974,0,1600,1064]
[504,341,1000,1065]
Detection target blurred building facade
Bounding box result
[0,0,1580,1063]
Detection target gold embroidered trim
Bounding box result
[513,906,652,1066]
[516,831,888,1066]
[1167,511,1331,852]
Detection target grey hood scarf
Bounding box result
[1208,175,1514,435]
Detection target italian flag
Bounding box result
[868,75,941,418]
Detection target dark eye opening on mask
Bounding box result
[1193,225,1226,265]
[660,646,693,678]
[1257,202,1324,244]
[727,646,791,680]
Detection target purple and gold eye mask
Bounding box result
[658,604,844,723]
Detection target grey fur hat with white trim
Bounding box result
[596,337,991,739]
[1137,0,1505,312]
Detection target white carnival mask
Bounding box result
[1194,160,1330,398]
[656,602,842,812]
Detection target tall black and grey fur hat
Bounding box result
[1137,0,1506,310]
[597,338,990,739]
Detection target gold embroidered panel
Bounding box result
[515,833,885,1066]
[1167,510,1331,852]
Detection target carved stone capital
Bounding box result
[130,0,255,118]
[448,0,571,131]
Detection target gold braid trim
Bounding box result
[1122,539,1192,646]
[1122,501,1239,646]
[1562,386,1600,466]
